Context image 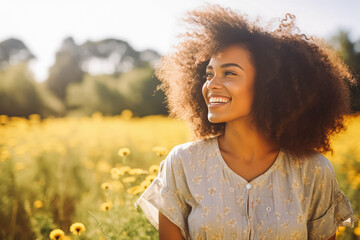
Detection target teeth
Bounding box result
[209,97,231,103]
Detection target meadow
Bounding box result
[0,111,359,240]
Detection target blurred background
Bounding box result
[1,0,360,239]
[1,0,360,117]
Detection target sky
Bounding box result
[1,0,359,82]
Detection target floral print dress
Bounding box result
[135,135,358,240]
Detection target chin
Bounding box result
[207,115,226,124]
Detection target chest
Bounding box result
[221,151,278,182]
[186,174,308,240]
[184,153,311,240]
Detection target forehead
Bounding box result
[208,44,252,67]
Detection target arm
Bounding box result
[327,234,336,240]
[159,212,185,240]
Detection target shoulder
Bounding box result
[284,150,337,187]
[167,137,215,159]
[160,137,215,170]
[301,151,335,178]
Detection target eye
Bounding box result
[224,71,236,76]
[204,72,213,81]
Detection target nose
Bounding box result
[206,74,222,90]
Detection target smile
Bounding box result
[208,97,232,108]
[209,97,231,103]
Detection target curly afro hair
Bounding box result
[155,4,358,158]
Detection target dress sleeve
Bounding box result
[307,157,359,239]
[134,147,191,239]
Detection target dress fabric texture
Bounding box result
[135,135,359,240]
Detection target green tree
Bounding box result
[46,37,83,101]
[0,63,65,117]
[66,65,167,116]
[330,30,360,112]
[0,63,44,116]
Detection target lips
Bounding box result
[207,94,232,108]
[209,97,231,103]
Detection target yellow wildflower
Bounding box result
[122,177,136,183]
[101,182,111,190]
[111,180,124,191]
[145,175,156,184]
[152,146,167,156]
[49,229,65,240]
[29,114,41,124]
[120,109,133,119]
[0,114,9,124]
[127,186,144,195]
[33,200,44,209]
[140,180,152,189]
[354,225,360,236]
[118,166,131,174]
[70,222,86,235]
[128,168,147,175]
[100,202,113,211]
[110,168,121,180]
[336,226,345,236]
[118,148,130,157]
[148,165,160,175]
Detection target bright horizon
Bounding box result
[1,0,359,82]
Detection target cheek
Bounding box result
[232,86,254,107]
[201,82,208,101]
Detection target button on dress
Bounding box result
[135,135,359,240]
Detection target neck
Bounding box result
[219,117,279,163]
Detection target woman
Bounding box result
[135,4,359,240]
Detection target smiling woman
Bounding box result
[202,45,255,124]
[135,3,359,240]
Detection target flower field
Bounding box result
[0,111,359,239]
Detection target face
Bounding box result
[202,44,256,124]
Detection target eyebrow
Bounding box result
[206,63,244,71]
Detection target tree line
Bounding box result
[0,31,360,118]
[0,37,167,118]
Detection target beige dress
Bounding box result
[135,135,359,240]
